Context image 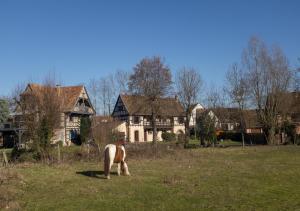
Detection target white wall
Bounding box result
[189,104,204,127]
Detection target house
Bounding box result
[243,110,263,134]
[189,103,205,128]
[14,83,95,146]
[0,117,19,148]
[286,91,300,135]
[91,115,127,142]
[196,108,263,134]
[210,108,241,131]
[112,94,186,142]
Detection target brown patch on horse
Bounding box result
[113,146,124,163]
[104,147,110,176]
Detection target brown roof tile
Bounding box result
[24,83,86,112]
[119,94,185,117]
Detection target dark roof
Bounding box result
[288,91,300,113]
[197,108,261,129]
[291,113,300,123]
[210,107,240,123]
[243,110,261,128]
[119,94,185,117]
[280,91,300,124]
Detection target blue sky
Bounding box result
[0,0,299,96]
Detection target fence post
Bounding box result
[3,151,8,167]
[97,144,101,161]
[87,144,90,160]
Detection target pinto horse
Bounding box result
[104,141,130,179]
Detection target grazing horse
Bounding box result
[104,142,130,179]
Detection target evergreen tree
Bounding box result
[0,98,9,123]
[80,117,91,144]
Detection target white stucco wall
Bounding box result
[189,104,204,127]
[128,125,145,142]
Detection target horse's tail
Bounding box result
[104,147,110,176]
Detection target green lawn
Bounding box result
[4,146,300,210]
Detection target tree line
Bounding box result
[0,36,299,148]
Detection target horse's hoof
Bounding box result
[106,176,111,179]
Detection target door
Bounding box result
[144,130,147,142]
[134,130,139,142]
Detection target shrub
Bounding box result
[80,117,91,144]
[177,134,185,144]
[10,147,40,162]
[161,132,176,142]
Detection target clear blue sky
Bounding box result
[0,0,299,96]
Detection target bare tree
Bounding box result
[243,37,293,144]
[87,78,99,114]
[98,74,117,116]
[204,84,227,109]
[295,58,300,91]
[88,70,129,115]
[99,77,107,115]
[226,63,248,147]
[16,75,62,158]
[176,67,202,144]
[128,56,172,146]
[114,70,130,94]
[107,74,117,115]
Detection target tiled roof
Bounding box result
[23,83,85,112]
[119,94,185,117]
[243,110,261,128]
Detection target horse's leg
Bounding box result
[117,163,121,176]
[104,148,111,179]
[122,162,130,176]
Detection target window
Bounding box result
[133,116,139,124]
[178,117,184,124]
[118,106,124,111]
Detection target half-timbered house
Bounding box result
[112,94,185,142]
[15,83,95,146]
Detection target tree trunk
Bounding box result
[185,113,191,146]
[267,127,276,145]
[241,132,245,148]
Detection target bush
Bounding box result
[80,117,91,144]
[161,132,176,142]
[177,134,185,144]
[10,147,40,162]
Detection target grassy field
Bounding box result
[2,145,300,210]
